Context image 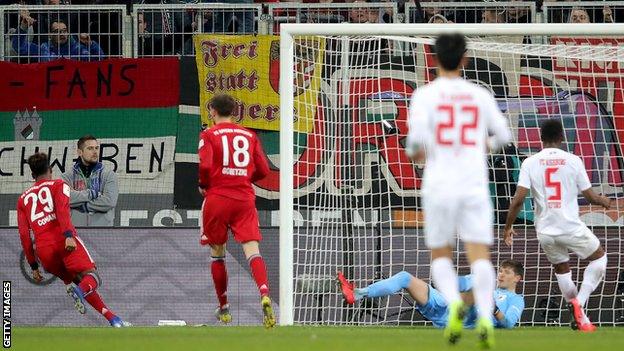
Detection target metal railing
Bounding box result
[543,1,623,24]
[266,2,400,35]
[405,1,537,24]
[1,4,127,62]
[2,2,623,61]
[132,3,263,57]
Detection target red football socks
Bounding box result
[248,254,270,297]
[84,292,116,322]
[211,256,229,307]
[79,274,98,296]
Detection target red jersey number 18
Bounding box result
[221,135,250,167]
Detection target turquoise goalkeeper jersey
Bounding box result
[460,275,525,329]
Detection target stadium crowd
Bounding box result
[1,0,622,61]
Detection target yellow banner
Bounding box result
[194,35,324,132]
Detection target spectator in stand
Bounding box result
[137,12,153,56]
[11,12,104,62]
[428,13,450,24]
[568,7,591,24]
[62,135,118,227]
[482,8,504,24]
[135,0,194,55]
[603,5,615,23]
[348,1,377,24]
[505,0,531,23]
[201,0,255,34]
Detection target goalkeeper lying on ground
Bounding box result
[338,260,525,329]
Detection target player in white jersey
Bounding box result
[503,119,610,332]
[406,33,511,349]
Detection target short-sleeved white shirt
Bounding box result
[517,148,592,235]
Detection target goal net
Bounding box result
[279,24,624,326]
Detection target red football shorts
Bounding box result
[36,235,96,284]
[201,193,262,246]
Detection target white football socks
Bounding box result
[555,271,578,302]
[431,257,461,304]
[577,255,607,306]
[471,259,496,320]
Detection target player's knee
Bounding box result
[553,262,570,275]
[86,271,102,288]
[210,244,226,257]
[590,254,607,272]
[396,271,413,289]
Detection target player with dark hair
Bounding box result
[17,153,129,327]
[338,260,525,329]
[406,33,511,348]
[198,93,274,327]
[504,119,611,332]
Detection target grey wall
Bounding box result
[0,227,280,326]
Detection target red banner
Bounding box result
[1,58,179,111]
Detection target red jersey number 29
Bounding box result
[23,187,54,222]
[221,135,250,167]
[436,105,479,146]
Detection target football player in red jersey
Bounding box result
[198,94,274,327]
[17,152,129,327]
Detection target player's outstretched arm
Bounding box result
[581,188,612,210]
[503,186,529,246]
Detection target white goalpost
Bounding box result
[280,24,624,327]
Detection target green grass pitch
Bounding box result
[11,326,624,351]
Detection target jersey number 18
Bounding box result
[221,135,250,168]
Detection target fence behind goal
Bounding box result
[279,24,624,326]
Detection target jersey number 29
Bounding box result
[221,135,250,167]
[23,187,54,222]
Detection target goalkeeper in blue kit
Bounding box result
[338,260,525,329]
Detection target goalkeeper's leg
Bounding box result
[336,271,429,305]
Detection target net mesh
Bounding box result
[289,34,624,326]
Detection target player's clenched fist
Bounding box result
[65,237,77,251]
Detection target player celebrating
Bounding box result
[17,152,129,327]
[198,94,274,328]
[503,119,610,332]
[406,33,511,348]
[337,260,525,329]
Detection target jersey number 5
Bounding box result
[221,135,250,167]
[23,187,54,222]
[545,167,562,201]
[436,105,479,146]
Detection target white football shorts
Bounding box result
[537,226,600,264]
[423,190,494,249]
